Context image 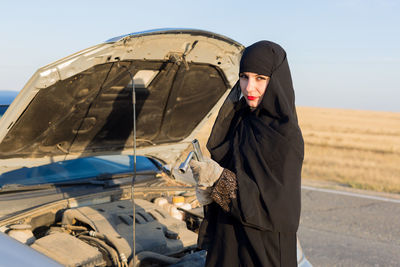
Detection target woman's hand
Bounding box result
[195,186,213,205]
[189,157,224,187]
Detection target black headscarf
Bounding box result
[206,41,304,232]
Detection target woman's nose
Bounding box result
[246,79,256,93]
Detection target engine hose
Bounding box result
[78,235,121,267]
[89,231,128,267]
[133,251,180,266]
[63,224,88,231]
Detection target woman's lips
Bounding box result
[247,96,257,101]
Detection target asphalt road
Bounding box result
[298,185,400,267]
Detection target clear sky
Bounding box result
[1,0,399,111]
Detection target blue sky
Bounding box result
[0,0,399,111]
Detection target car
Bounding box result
[0,28,311,267]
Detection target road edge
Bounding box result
[301,178,400,201]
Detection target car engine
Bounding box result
[5,196,205,267]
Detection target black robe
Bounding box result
[199,41,304,267]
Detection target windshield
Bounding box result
[0,155,160,186]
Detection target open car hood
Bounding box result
[0,29,243,172]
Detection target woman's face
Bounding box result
[239,72,270,108]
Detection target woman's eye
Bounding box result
[256,76,266,81]
[239,74,248,79]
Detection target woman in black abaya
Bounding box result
[190,41,304,267]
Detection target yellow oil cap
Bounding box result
[172,196,185,204]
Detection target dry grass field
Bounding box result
[191,105,400,195]
[297,106,400,194]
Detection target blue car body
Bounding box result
[0,91,17,117]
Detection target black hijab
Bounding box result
[206,41,304,232]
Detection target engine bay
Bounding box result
[3,194,205,267]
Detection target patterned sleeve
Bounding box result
[211,168,238,212]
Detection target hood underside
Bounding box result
[0,29,243,162]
